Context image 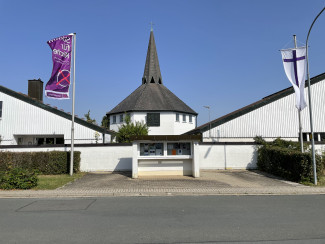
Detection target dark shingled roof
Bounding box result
[142,30,162,85]
[108,83,197,115]
[107,30,197,116]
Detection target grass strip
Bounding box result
[34,173,86,190]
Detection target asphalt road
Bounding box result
[0,195,325,244]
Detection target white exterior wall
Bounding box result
[0,145,133,172]
[110,112,196,135]
[0,91,111,145]
[1,143,324,172]
[203,79,325,141]
[199,144,258,169]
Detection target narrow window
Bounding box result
[183,114,186,122]
[176,113,179,122]
[0,101,2,118]
[113,115,116,124]
[320,133,325,142]
[147,113,160,127]
[56,137,64,144]
[120,114,123,123]
[189,115,192,123]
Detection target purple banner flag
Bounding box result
[45,35,73,99]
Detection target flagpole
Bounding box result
[70,33,76,176]
[293,35,304,153]
[305,7,325,185]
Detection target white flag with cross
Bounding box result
[281,46,307,111]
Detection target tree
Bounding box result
[84,110,97,125]
[116,115,148,143]
[101,115,110,129]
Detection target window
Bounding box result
[112,115,116,124]
[36,136,64,145]
[120,114,123,123]
[140,143,164,156]
[167,143,191,155]
[183,114,186,122]
[176,113,179,122]
[147,113,160,127]
[320,133,325,142]
[36,138,45,145]
[56,137,64,144]
[18,137,23,145]
[189,115,192,123]
[0,101,2,118]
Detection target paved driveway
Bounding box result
[1,170,324,198]
[62,170,304,191]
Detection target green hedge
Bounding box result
[0,151,80,175]
[257,145,323,183]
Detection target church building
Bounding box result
[186,73,325,143]
[107,30,197,135]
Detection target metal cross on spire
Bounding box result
[150,21,154,31]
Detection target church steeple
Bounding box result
[142,30,163,85]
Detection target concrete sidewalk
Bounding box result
[1,170,325,198]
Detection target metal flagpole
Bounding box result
[70,33,76,176]
[293,35,304,153]
[305,7,325,185]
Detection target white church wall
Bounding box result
[110,112,196,135]
[199,143,258,169]
[0,91,110,145]
[202,79,325,141]
[0,144,133,172]
[2,142,324,172]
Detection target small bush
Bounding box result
[0,168,38,190]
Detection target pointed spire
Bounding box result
[142,30,163,85]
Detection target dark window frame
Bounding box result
[0,101,2,118]
[176,113,179,122]
[147,113,160,127]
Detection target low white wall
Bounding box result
[0,144,133,172]
[138,159,192,176]
[78,145,132,171]
[4,142,322,173]
[199,143,258,169]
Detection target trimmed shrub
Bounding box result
[0,168,38,190]
[257,140,323,183]
[0,151,80,175]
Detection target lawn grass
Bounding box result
[34,173,86,190]
[301,174,325,186]
[318,175,325,186]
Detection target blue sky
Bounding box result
[1,0,325,126]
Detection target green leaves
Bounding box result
[0,168,38,190]
[116,115,148,143]
[0,151,80,175]
[256,138,324,183]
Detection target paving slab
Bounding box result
[0,170,324,198]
